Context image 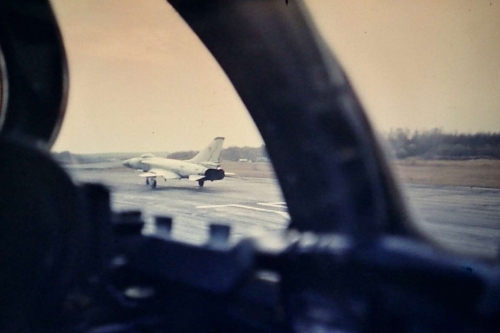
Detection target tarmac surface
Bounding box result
[67,166,500,259]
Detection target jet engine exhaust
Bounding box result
[204,169,225,181]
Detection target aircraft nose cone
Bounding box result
[123,160,130,167]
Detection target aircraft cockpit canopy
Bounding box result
[140,153,155,159]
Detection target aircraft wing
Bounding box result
[139,168,181,180]
[188,175,205,181]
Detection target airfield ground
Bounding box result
[393,159,500,188]
[221,159,500,189]
[66,159,500,260]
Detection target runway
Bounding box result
[68,167,500,259]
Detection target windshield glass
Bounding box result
[50,0,500,257]
[50,0,286,244]
[305,0,500,257]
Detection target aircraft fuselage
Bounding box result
[122,137,226,187]
[124,157,208,178]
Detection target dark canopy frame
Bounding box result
[166,0,413,237]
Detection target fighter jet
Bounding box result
[122,137,226,188]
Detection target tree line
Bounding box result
[54,129,500,164]
[169,130,500,162]
[168,145,269,162]
[53,146,270,164]
[385,129,500,159]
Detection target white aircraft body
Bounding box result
[122,137,226,188]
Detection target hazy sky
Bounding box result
[50,0,500,154]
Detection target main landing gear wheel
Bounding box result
[198,180,204,187]
[145,178,149,185]
[151,179,157,189]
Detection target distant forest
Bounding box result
[53,146,270,164]
[168,145,269,162]
[54,129,500,164]
[170,130,500,161]
[385,129,500,160]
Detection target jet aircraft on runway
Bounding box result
[123,137,226,188]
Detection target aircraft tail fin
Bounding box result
[188,137,225,166]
